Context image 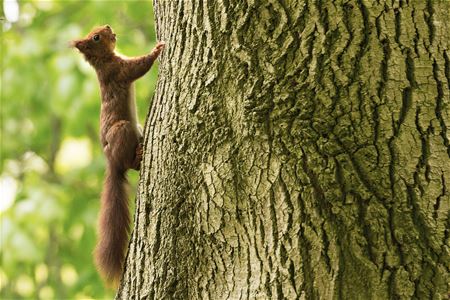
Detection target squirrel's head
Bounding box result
[71,25,116,59]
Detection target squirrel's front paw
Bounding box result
[153,42,165,55]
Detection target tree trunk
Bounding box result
[117,1,449,299]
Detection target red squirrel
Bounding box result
[71,25,164,286]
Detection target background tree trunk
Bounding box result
[117,1,449,299]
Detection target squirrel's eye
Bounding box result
[92,34,100,42]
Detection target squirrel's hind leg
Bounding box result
[104,121,140,171]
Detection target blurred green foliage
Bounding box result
[1,1,158,299]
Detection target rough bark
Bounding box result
[117,1,450,299]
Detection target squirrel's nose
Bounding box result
[70,40,82,49]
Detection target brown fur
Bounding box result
[71,25,164,286]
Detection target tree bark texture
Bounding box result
[117,1,449,299]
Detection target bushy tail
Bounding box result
[95,165,130,287]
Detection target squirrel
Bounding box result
[71,25,165,287]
